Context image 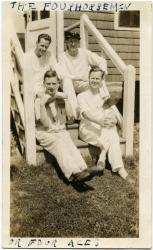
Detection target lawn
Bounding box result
[10,124,139,238]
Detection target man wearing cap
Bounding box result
[58,31,109,120]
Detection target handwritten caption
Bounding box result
[9,238,100,248]
[10,2,132,12]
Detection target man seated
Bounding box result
[77,66,133,183]
[35,69,99,184]
[58,31,109,121]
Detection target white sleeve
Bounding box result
[86,49,108,74]
[57,54,70,79]
[77,94,89,116]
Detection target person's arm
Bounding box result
[77,94,105,126]
[86,49,108,75]
[38,95,52,128]
[77,94,117,128]
[83,110,105,126]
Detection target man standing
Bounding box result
[58,31,110,120]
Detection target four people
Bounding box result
[26,31,132,185]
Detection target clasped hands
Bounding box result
[37,91,67,106]
[99,110,117,128]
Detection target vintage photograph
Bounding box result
[2,1,152,248]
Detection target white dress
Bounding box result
[35,98,87,180]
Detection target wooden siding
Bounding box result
[64,11,140,81]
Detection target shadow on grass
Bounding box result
[44,150,95,193]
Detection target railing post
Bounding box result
[80,16,88,49]
[23,59,36,166]
[123,65,136,157]
[56,11,64,60]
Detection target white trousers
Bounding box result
[97,127,124,172]
[80,125,126,176]
[36,129,87,180]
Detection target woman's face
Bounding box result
[89,71,102,91]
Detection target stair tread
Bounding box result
[73,138,89,148]
[36,136,125,152]
[66,122,79,130]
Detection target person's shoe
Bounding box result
[88,164,104,176]
[97,161,105,171]
[125,176,135,185]
[73,170,93,182]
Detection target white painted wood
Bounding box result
[123,65,135,157]
[11,31,24,73]
[111,105,123,128]
[56,11,64,60]
[80,17,88,49]
[23,57,37,165]
[81,14,126,74]
[11,80,25,127]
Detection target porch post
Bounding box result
[23,58,36,165]
[80,16,88,49]
[123,65,136,157]
[56,11,64,60]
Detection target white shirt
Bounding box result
[77,87,111,131]
[58,48,107,81]
[24,50,60,93]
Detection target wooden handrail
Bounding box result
[64,21,80,32]
[81,14,127,75]
[10,23,24,73]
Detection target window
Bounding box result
[30,11,50,21]
[114,11,140,30]
[40,11,50,19]
[31,11,38,21]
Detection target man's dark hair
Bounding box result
[89,66,105,79]
[37,34,52,44]
[43,70,59,81]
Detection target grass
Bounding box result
[10,124,139,238]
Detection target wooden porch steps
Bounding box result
[36,122,126,166]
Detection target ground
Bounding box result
[10,124,139,238]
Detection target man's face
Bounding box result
[89,71,103,91]
[66,38,79,57]
[36,38,50,57]
[44,76,59,96]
